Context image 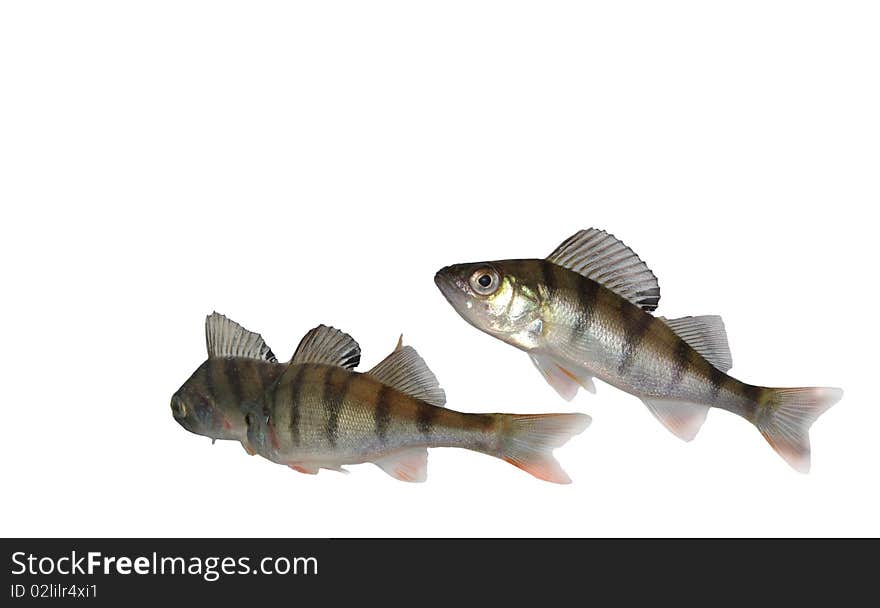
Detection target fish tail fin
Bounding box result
[497,413,590,484]
[755,386,843,473]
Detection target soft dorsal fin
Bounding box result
[660,315,733,372]
[367,336,446,407]
[291,325,361,369]
[547,228,661,312]
[205,312,277,361]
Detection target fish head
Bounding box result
[434,259,544,350]
[171,361,241,442]
[242,400,274,459]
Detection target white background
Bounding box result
[1,2,877,537]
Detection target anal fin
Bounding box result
[642,398,709,442]
[530,354,596,401]
[289,464,319,475]
[288,463,349,475]
[373,448,428,483]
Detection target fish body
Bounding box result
[435,228,842,472]
[243,326,589,483]
[171,313,286,446]
[245,363,497,466]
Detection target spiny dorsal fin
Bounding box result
[660,315,732,372]
[367,336,446,407]
[547,228,661,312]
[205,312,277,362]
[291,325,361,369]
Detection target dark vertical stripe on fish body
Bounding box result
[571,278,600,342]
[253,361,270,393]
[540,260,558,295]
[285,366,306,447]
[210,358,232,409]
[472,413,495,430]
[203,360,216,397]
[708,364,726,401]
[737,382,763,421]
[618,300,654,376]
[416,401,438,439]
[743,384,764,406]
[374,385,391,444]
[240,360,265,401]
[469,413,496,451]
[265,363,283,388]
[323,367,351,448]
[669,338,691,390]
[272,371,286,438]
[224,358,244,403]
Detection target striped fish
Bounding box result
[435,228,843,472]
[242,325,589,483]
[171,313,286,450]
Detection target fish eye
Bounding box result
[469,267,500,296]
[244,412,254,427]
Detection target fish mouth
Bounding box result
[170,395,187,420]
[435,265,483,328]
[434,266,462,302]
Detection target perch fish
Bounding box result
[435,228,842,472]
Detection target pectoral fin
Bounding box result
[530,355,596,401]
